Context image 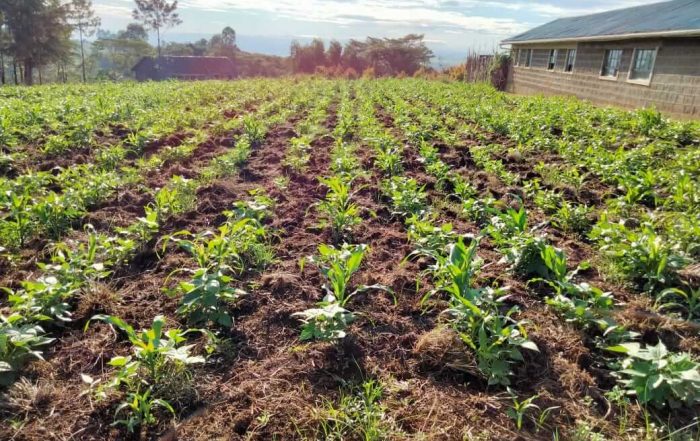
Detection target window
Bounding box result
[524,49,532,67]
[601,49,623,78]
[628,48,657,82]
[564,49,576,72]
[547,49,558,70]
[514,49,520,66]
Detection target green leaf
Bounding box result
[520,341,539,352]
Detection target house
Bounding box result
[132,56,236,81]
[502,0,700,119]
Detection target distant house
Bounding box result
[132,56,236,81]
[502,0,700,119]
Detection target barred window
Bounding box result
[629,49,657,81]
[564,49,576,72]
[547,49,558,70]
[601,49,623,77]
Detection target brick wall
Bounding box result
[507,37,700,120]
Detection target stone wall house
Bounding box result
[502,0,700,119]
[132,56,236,81]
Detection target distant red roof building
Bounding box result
[132,56,236,81]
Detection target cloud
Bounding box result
[173,0,528,35]
[93,2,132,19]
[93,0,665,51]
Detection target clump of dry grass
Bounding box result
[414,327,478,375]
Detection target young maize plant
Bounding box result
[417,140,451,190]
[607,342,700,410]
[486,206,552,280]
[381,176,428,218]
[317,176,362,243]
[293,243,392,342]
[590,214,688,292]
[429,237,538,386]
[0,133,267,385]
[83,315,209,432]
[369,134,404,177]
[283,136,313,173]
[533,245,635,345]
[165,196,273,327]
[0,314,54,386]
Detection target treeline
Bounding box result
[0,0,288,83]
[290,34,434,77]
[0,0,449,84]
[91,24,288,80]
[0,0,95,85]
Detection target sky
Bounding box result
[92,0,662,66]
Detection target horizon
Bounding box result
[92,0,662,67]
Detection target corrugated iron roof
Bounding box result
[133,56,235,76]
[503,0,700,44]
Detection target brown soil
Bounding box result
[1,89,697,441]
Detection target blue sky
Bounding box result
[93,0,661,65]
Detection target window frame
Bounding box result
[599,48,623,80]
[626,47,658,86]
[514,48,520,66]
[547,49,558,71]
[564,48,576,74]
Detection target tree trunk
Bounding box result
[0,53,5,85]
[156,27,162,80]
[79,26,87,83]
[12,60,17,85]
[23,59,32,85]
[38,67,42,85]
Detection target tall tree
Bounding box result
[118,23,148,41]
[68,0,100,82]
[209,27,236,58]
[0,11,9,84]
[221,26,235,47]
[290,38,326,73]
[92,24,154,80]
[327,40,342,66]
[132,0,182,58]
[0,0,73,85]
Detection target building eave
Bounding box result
[502,28,700,45]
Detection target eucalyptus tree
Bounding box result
[0,0,73,85]
[132,0,182,59]
[68,0,101,82]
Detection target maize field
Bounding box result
[0,78,699,440]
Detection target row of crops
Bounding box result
[0,78,698,440]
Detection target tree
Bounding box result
[209,27,236,58]
[363,34,433,75]
[290,38,326,73]
[0,11,10,84]
[327,40,342,66]
[132,0,182,58]
[119,23,148,41]
[92,25,154,80]
[68,0,100,82]
[0,0,73,85]
[162,39,207,56]
[221,26,235,47]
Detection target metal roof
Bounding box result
[503,0,700,44]
[132,56,235,76]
